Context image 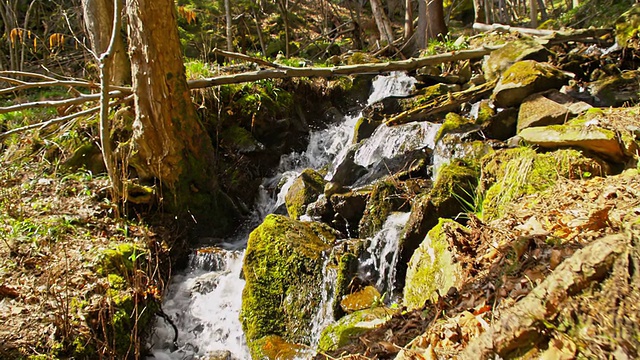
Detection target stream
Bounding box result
[148,72,428,360]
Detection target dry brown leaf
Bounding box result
[540,336,576,360]
[0,284,20,299]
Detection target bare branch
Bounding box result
[0,78,131,96]
[189,47,497,89]
[0,91,126,114]
[0,95,132,141]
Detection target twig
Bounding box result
[0,95,132,141]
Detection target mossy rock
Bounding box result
[435,112,477,143]
[403,218,466,310]
[482,37,553,81]
[317,307,391,352]
[62,143,106,175]
[410,83,453,106]
[220,125,265,153]
[518,122,626,162]
[241,214,335,355]
[358,178,408,238]
[492,60,569,108]
[97,243,144,277]
[353,116,382,144]
[615,3,640,47]
[285,168,327,219]
[587,70,640,107]
[397,160,479,291]
[480,147,612,220]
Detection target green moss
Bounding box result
[358,179,403,238]
[435,112,475,143]
[403,218,465,310]
[97,243,143,277]
[317,307,391,352]
[413,84,451,106]
[500,60,563,86]
[241,215,335,354]
[431,160,479,208]
[284,168,326,219]
[481,147,608,220]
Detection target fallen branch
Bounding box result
[0,78,130,96]
[473,22,556,36]
[189,46,498,89]
[0,95,132,141]
[460,234,629,359]
[472,23,613,45]
[384,80,498,126]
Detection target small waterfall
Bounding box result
[149,72,420,359]
[360,212,411,299]
[309,253,337,347]
[149,250,249,360]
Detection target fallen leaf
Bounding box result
[0,285,20,299]
[540,336,576,360]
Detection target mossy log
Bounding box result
[384,80,497,126]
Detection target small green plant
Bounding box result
[452,182,484,221]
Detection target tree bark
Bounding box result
[425,0,447,40]
[224,0,233,52]
[473,0,485,23]
[404,0,413,40]
[82,0,130,85]
[371,0,395,46]
[125,0,234,234]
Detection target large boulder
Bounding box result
[492,60,569,108]
[396,160,480,292]
[285,168,327,219]
[518,122,626,162]
[403,219,466,310]
[517,89,592,132]
[241,214,335,357]
[482,37,553,81]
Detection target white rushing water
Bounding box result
[149,72,419,360]
[360,212,411,299]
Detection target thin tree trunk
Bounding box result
[425,0,447,40]
[82,0,130,85]
[224,0,233,52]
[530,0,538,28]
[251,6,266,56]
[404,0,413,39]
[277,0,290,57]
[371,0,394,46]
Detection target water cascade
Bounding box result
[360,212,411,299]
[149,72,420,359]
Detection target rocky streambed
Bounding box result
[236,23,640,360]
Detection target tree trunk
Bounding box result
[404,0,413,40]
[125,0,234,234]
[529,0,538,28]
[82,0,130,85]
[371,0,394,46]
[473,0,485,23]
[277,0,291,57]
[425,0,447,40]
[224,0,233,52]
